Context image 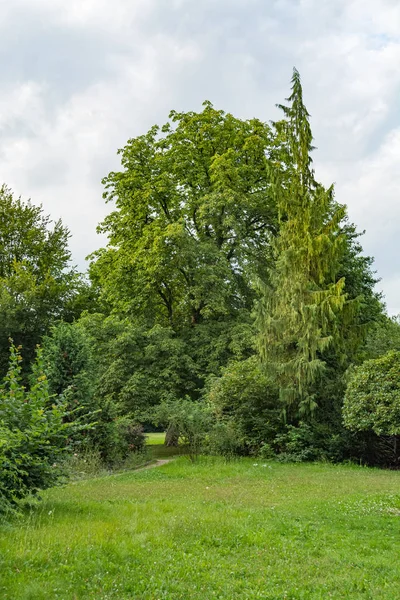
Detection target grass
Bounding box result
[1,458,400,599]
[145,432,166,446]
[146,431,182,460]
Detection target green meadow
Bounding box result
[1,456,400,600]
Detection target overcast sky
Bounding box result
[0,0,399,313]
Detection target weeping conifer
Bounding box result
[256,69,349,415]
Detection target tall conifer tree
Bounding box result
[256,69,348,415]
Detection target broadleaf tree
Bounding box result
[89,103,278,328]
[0,186,81,375]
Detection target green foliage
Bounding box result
[182,315,255,381]
[42,321,95,409]
[0,343,79,514]
[90,102,276,326]
[79,313,198,415]
[0,186,81,377]
[272,422,351,463]
[41,320,102,456]
[362,315,400,360]
[273,423,322,462]
[87,414,146,465]
[206,356,281,451]
[343,351,400,436]
[42,321,145,464]
[206,419,246,459]
[117,421,146,454]
[255,69,366,416]
[152,399,213,461]
[257,442,275,460]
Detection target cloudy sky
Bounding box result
[0,0,399,312]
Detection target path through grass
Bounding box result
[1,458,400,599]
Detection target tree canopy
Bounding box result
[90,103,277,327]
[0,186,80,375]
[343,351,400,436]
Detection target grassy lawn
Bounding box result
[145,432,166,446]
[1,458,400,599]
[145,432,182,460]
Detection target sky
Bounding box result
[0,0,399,313]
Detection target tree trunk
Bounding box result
[165,424,179,447]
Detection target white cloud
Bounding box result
[334,127,400,314]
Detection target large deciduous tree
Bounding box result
[89,102,277,327]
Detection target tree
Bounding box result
[89,103,277,327]
[152,399,213,461]
[343,351,400,436]
[255,69,357,415]
[42,321,96,421]
[0,186,80,375]
[78,313,199,417]
[361,315,400,361]
[206,356,281,451]
[42,320,148,464]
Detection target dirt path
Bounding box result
[135,458,174,473]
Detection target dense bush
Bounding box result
[343,351,400,436]
[79,314,199,416]
[206,419,246,459]
[361,316,400,360]
[0,343,80,514]
[206,356,282,453]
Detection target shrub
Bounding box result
[206,356,282,453]
[42,321,146,466]
[0,343,81,515]
[272,421,359,463]
[207,419,246,459]
[152,399,212,461]
[343,351,400,435]
[117,421,146,454]
[258,442,275,460]
[84,400,145,465]
[342,351,400,466]
[273,423,325,462]
[42,321,99,435]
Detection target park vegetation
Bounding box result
[1,69,400,515]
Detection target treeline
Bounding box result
[1,70,400,514]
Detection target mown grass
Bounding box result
[1,458,400,599]
[146,432,181,460]
[145,432,166,446]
